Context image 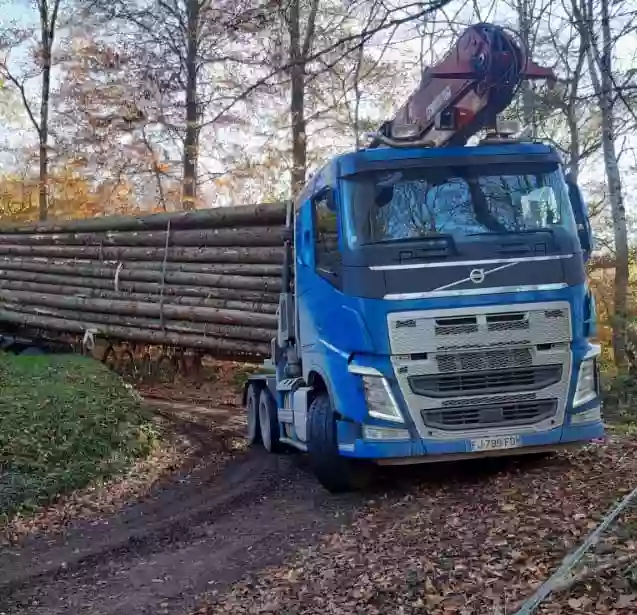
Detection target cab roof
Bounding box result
[337,141,560,177]
[297,141,561,205]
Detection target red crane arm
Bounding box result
[370,23,556,149]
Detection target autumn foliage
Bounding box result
[0,167,164,224]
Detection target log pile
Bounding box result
[0,202,289,361]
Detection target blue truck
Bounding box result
[244,24,603,492]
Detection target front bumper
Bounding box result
[336,401,604,463]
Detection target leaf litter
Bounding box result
[197,436,637,615]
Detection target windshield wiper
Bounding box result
[377,234,447,244]
[466,228,555,236]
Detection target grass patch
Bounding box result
[0,353,159,521]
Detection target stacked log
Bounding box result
[0,202,289,361]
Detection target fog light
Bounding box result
[363,425,411,441]
[570,406,601,425]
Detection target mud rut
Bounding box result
[0,404,362,615]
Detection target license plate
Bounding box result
[470,435,520,452]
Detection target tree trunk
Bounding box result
[0,268,281,297]
[599,0,629,368]
[0,244,284,264]
[0,270,280,302]
[352,42,365,150]
[37,1,60,221]
[0,262,281,293]
[0,201,287,233]
[566,111,581,180]
[1,302,275,342]
[38,124,48,221]
[289,0,306,200]
[565,34,586,180]
[287,0,318,200]
[0,256,282,278]
[0,226,286,247]
[0,308,271,357]
[182,0,200,210]
[516,0,536,134]
[0,289,278,327]
[0,279,278,313]
[576,0,631,367]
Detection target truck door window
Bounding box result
[313,190,341,286]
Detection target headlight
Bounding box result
[573,358,598,406]
[361,375,404,423]
[348,364,405,423]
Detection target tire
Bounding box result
[307,393,373,493]
[246,383,262,446]
[259,388,283,453]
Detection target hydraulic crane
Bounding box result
[370,23,556,149]
[244,23,601,493]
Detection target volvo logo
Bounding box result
[469,268,486,284]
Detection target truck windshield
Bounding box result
[342,162,578,247]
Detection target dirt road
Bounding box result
[2,400,636,615]
[0,403,361,615]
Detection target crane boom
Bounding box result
[370,23,556,149]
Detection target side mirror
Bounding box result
[375,185,394,208]
[374,171,402,208]
[321,187,337,213]
[565,173,592,260]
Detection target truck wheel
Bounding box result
[307,393,372,493]
[259,388,283,453]
[246,383,261,446]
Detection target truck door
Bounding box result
[295,187,343,353]
[313,188,342,288]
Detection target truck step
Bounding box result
[277,408,294,423]
[279,436,307,452]
[276,377,305,392]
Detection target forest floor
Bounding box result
[1,363,637,615]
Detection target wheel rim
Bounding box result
[259,399,271,450]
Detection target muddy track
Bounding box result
[0,407,363,615]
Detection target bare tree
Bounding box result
[212,0,454,199]
[88,0,271,209]
[0,0,63,220]
[571,0,632,367]
[288,0,320,198]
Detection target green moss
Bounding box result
[0,353,159,520]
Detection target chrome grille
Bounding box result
[487,319,529,332]
[409,365,562,397]
[387,302,571,355]
[436,348,533,373]
[388,301,573,438]
[435,318,479,336]
[422,400,558,430]
[441,392,538,407]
